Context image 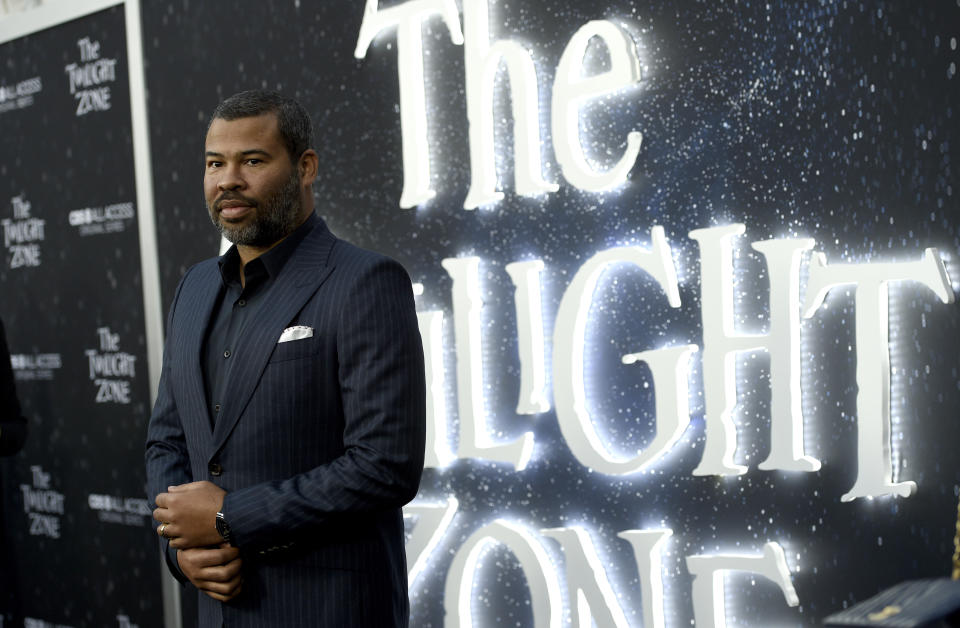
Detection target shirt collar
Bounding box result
[217,212,319,287]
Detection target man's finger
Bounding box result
[179,546,238,569]
[198,562,242,583]
[198,574,242,600]
[168,480,210,492]
[152,507,171,523]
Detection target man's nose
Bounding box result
[217,165,245,191]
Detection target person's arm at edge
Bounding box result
[145,267,196,582]
[0,317,27,457]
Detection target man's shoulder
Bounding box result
[327,237,411,282]
[179,256,221,287]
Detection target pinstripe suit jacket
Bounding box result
[145,217,425,627]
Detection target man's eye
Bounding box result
[246,158,262,165]
[207,161,222,168]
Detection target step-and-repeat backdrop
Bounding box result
[0,5,158,628]
[2,1,960,626]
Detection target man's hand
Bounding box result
[154,481,226,549]
[177,544,243,602]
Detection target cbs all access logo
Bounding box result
[68,201,135,236]
[10,351,62,382]
[0,75,42,114]
[87,493,151,527]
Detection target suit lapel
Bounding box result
[209,221,338,457]
[179,262,221,441]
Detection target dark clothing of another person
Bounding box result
[0,318,27,454]
[0,316,27,621]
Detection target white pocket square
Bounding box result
[278,325,313,343]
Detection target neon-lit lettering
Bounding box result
[540,526,629,628]
[552,20,643,191]
[505,260,550,414]
[444,519,563,628]
[461,0,558,209]
[355,0,464,208]
[801,248,954,500]
[553,226,681,474]
[689,226,816,476]
[617,529,672,628]
[403,497,459,587]
[620,345,698,472]
[686,542,799,628]
[417,308,453,468]
[443,256,534,468]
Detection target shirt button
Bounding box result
[223,350,231,358]
[238,299,246,307]
[209,462,223,476]
[214,404,221,413]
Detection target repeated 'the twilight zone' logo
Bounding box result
[63,36,117,116]
[19,465,64,539]
[85,326,136,404]
[2,194,44,269]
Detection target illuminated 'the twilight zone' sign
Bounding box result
[355,1,957,626]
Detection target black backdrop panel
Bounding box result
[0,6,160,628]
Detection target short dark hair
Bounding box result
[210,90,313,162]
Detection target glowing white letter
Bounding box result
[686,542,799,628]
[355,0,464,208]
[403,497,459,587]
[444,520,563,628]
[689,225,817,476]
[443,257,534,469]
[553,226,681,475]
[417,307,453,468]
[802,248,954,501]
[617,529,673,628]
[552,20,643,191]
[540,527,629,628]
[505,260,550,414]
[462,0,558,209]
[621,345,698,472]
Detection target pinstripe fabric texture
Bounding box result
[145,218,426,627]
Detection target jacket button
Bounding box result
[209,462,223,476]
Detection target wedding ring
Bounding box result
[158,522,168,538]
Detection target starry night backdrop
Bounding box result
[3,0,960,626]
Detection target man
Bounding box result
[145,90,426,627]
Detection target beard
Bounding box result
[208,166,302,247]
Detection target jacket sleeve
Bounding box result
[144,271,194,582]
[221,257,426,549]
[0,318,27,457]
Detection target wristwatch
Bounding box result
[216,511,234,545]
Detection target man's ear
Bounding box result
[299,149,319,186]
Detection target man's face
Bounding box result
[204,113,303,247]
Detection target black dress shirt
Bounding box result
[202,213,319,426]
